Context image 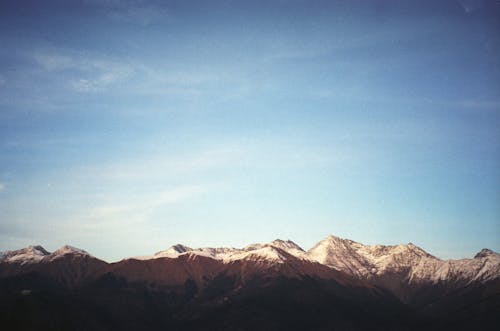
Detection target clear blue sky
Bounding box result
[0,0,499,261]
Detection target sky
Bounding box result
[0,0,499,262]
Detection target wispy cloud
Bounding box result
[72,69,129,92]
[62,185,206,251]
[90,185,206,216]
[30,48,242,97]
[33,50,133,92]
[0,183,5,192]
[82,145,247,182]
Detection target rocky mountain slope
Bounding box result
[307,235,500,283]
[307,235,500,303]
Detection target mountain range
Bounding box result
[1,235,499,330]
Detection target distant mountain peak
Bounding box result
[27,245,50,255]
[224,245,289,264]
[321,234,360,248]
[153,244,193,258]
[389,242,435,258]
[1,235,499,304]
[0,245,50,263]
[170,244,192,253]
[149,239,307,263]
[325,234,343,242]
[270,239,305,252]
[52,245,89,256]
[307,235,441,279]
[1,237,498,329]
[474,248,497,259]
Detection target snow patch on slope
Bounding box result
[409,249,500,284]
[0,245,50,264]
[307,235,500,284]
[1,245,93,264]
[149,239,306,263]
[224,246,288,264]
[153,244,193,258]
[49,245,90,259]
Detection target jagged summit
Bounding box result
[326,234,345,240]
[224,245,290,264]
[23,245,50,255]
[271,239,305,252]
[305,234,500,294]
[0,245,50,263]
[243,239,305,257]
[153,244,193,258]
[0,245,94,264]
[29,245,50,254]
[1,237,498,330]
[307,235,439,278]
[153,244,237,260]
[170,244,192,253]
[123,235,500,281]
[474,248,497,259]
[2,236,498,289]
[1,235,498,320]
[150,239,307,262]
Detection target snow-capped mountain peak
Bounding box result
[403,242,436,258]
[150,239,306,263]
[1,236,498,304]
[270,239,304,252]
[306,234,500,298]
[224,245,289,264]
[0,245,50,264]
[170,244,192,254]
[152,244,240,260]
[474,248,496,259]
[153,244,193,258]
[243,239,306,258]
[51,245,89,257]
[307,235,440,278]
[25,245,50,256]
[0,245,94,264]
[307,235,369,277]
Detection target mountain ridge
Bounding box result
[1,234,499,330]
[1,235,498,296]
[2,235,493,264]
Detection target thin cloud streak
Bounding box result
[80,145,247,182]
[86,185,206,221]
[25,48,246,99]
[70,139,342,186]
[32,50,134,93]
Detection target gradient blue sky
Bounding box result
[0,0,499,261]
